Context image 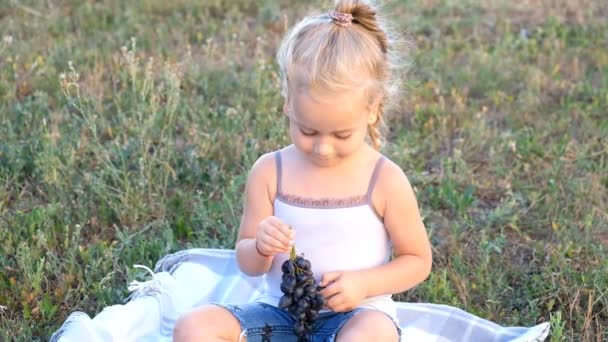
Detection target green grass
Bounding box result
[1,0,606,340]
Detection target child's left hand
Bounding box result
[319,270,367,312]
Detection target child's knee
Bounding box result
[173,305,244,342]
[336,310,399,342]
[173,310,202,342]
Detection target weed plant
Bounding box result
[0,0,606,340]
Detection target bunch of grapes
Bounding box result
[278,247,326,339]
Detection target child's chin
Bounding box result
[311,157,338,167]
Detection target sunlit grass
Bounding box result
[0,0,606,340]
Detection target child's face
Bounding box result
[286,87,375,168]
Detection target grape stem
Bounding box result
[288,227,309,279]
[289,226,297,260]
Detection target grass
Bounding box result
[0,0,606,340]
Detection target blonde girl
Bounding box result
[173,0,432,341]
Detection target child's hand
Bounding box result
[255,216,295,257]
[319,271,367,312]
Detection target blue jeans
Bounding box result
[213,302,401,341]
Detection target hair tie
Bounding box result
[328,10,353,28]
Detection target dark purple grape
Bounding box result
[281,282,294,294]
[293,286,304,299]
[297,299,310,310]
[281,275,296,293]
[306,309,319,321]
[304,284,316,295]
[278,295,293,309]
[295,304,307,315]
[293,321,306,336]
[295,257,311,270]
[285,274,297,285]
[296,273,309,283]
[281,259,295,274]
[311,293,325,310]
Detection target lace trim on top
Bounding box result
[276,191,368,208]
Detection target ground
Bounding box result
[0,0,606,340]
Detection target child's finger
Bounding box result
[260,227,291,250]
[258,235,285,253]
[280,223,295,241]
[268,217,295,242]
[320,271,341,287]
[319,281,341,301]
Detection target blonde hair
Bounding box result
[277,0,405,150]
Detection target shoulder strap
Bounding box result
[366,156,385,201]
[275,151,283,194]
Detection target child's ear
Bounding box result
[282,100,291,127]
[283,101,291,116]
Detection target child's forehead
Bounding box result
[290,90,368,129]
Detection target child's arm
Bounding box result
[360,160,433,295]
[320,160,432,311]
[235,153,292,276]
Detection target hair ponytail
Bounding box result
[334,0,389,54]
[368,116,383,150]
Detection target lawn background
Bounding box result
[0,0,606,340]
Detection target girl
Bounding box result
[173,0,432,341]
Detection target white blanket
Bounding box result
[50,248,550,341]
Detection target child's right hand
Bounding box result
[255,216,295,256]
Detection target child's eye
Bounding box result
[335,134,352,140]
[300,129,316,136]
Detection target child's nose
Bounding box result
[314,140,333,156]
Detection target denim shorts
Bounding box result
[212,301,401,341]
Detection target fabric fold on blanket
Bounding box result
[51,248,550,342]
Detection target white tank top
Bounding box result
[256,151,397,322]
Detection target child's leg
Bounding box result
[173,304,244,342]
[334,310,400,342]
[174,302,299,342]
